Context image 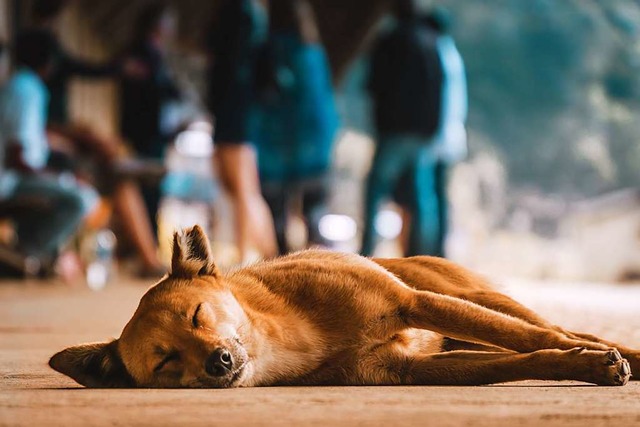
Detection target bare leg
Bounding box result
[374,348,631,386]
[403,290,610,353]
[112,182,164,273]
[215,144,277,262]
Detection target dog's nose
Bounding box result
[205,348,234,377]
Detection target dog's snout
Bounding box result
[206,348,234,377]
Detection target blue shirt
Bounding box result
[0,69,50,196]
[433,35,468,163]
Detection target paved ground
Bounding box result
[1,277,639,427]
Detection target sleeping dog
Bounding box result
[50,225,635,387]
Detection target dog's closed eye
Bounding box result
[192,303,203,328]
[192,302,215,328]
[154,352,180,373]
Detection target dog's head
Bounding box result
[49,225,252,388]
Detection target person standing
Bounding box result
[254,0,339,255]
[362,0,444,257]
[392,7,468,257]
[422,7,468,255]
[206,0,277,263]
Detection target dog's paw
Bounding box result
[621,351,639,381]
[586,348,631,386]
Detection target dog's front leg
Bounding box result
[402,291,610,353]
[378,348,631,386]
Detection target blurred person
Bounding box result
[0,33,97,275]
[0,41,8,84]
[206,0,278,263]
[21,0,120,165]
[393,7,468,257]
[361,0,444,257]
[254,0,339,255]
[119,2,182,239]
[29,0,131,127]
[27,0,165,276]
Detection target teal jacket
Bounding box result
[253,33,339,182]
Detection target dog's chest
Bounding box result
[247,313,327,386]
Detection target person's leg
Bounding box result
[11,175,88,260]
[140,185,162,239]
[215,143,277,261]
[392,169,415,256]
[361,141,410,256]
[397,207,412,256]
[301,177,330,249]
[261,181,289,255]
[112,181,164,274]
[129,137,168,240]
[407,149,441,256]
[434,160,449,256]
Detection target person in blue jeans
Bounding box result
[362,0,445,257]
[0,33,97,271]
[253,0,339,254]
[391,8,468,257]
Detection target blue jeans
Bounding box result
[9,174,96,259]
[361,135,443,257]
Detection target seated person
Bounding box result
[0,32,97,275]
[18,1,165,277]
[11,15,166,277]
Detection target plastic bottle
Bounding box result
[85,229,117,291]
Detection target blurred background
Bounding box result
[1,0,640,286]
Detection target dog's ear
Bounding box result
[171,225,220,278]
[49,341,134,388]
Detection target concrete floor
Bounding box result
[1,277,640,426]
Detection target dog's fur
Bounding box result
[50,225,637,388]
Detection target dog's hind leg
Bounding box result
[434,290,554,354]
[374,348,631,386]
[455,290,640,378]
[434,294,640,379]
[377,257,597,337]
[454,290,559,329]
[401,290,612,353]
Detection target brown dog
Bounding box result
[50,225,636,388]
